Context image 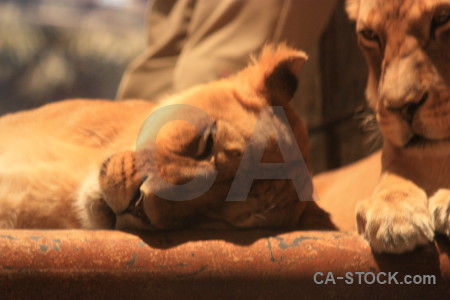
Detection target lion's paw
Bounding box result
[429,189,450,236]
[356,190,434,254]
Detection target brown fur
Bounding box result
[0,44,324,230]
[317,0,450,253]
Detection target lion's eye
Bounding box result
[433,9,450,28]
[195,123,216,160]
[359,29,379,42]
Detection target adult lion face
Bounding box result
[95,45,314,230]
[347,0,450,153]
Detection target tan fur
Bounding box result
[320,0,450,253]
[0,44,327,230]
[314,152,381,232]
[345,0,360,20]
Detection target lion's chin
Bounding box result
[405,134,450,147]
[399,134,450,156]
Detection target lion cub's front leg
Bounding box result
[429,189,450,236]
[356,173,434,253]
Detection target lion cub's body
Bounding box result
[0,45,321,230]
[0,100,154,228]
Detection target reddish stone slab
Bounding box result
[0,230,448,299]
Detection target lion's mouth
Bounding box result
[406,134,450,147]
[122,189,152,225]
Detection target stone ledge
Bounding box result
[0,230,448,299]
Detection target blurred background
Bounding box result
[0,0,146,115]
[0,0,378,174]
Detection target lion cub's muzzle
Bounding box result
[121,187,151,225]
[98,151,153,229]
[385,92,428,125]
[381,90,450,147]
[99,149,229,230]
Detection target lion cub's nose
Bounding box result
[387,92,428,124]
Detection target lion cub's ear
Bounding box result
[345,0,360,20]
[234,43,307,108]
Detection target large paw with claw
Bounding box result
[356,189,434,254]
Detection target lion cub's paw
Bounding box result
[356,190,434,254]
[429,189,450,236]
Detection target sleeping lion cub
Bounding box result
[328,0,450,253]
[0,45,321,230]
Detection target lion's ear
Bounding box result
[234,43,307,107]
[261,45,307,106]
[346,0,360,20]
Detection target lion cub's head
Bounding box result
[84,45,315,230]
[347,0,450,154]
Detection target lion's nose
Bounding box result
[386,92,428,124]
